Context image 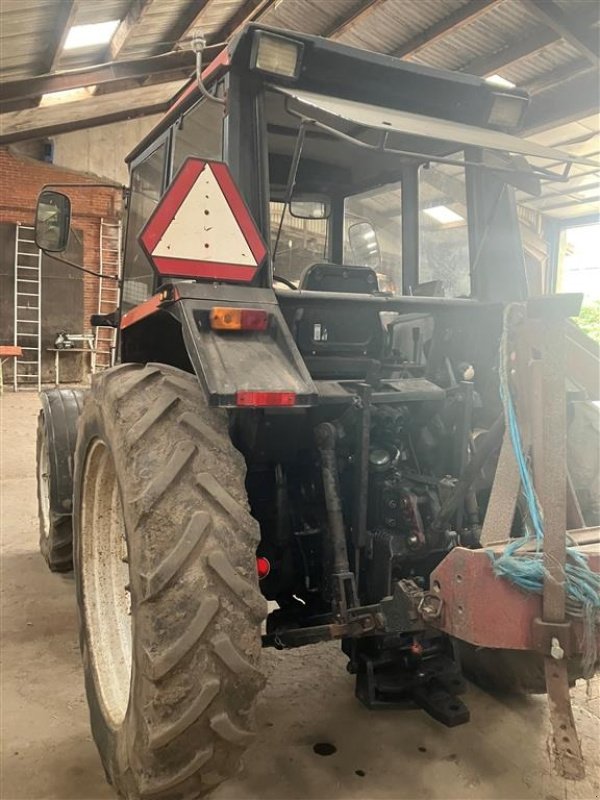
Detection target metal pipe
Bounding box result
[315,422,352,575]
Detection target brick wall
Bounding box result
[0,146,123,332]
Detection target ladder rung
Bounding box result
[17,292,40,297]
[18,360,39,364]
[16,265,40,271]
[19,346,39,351]
[15,319,39,324]
[17,278,39,284]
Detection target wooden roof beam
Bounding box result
[460,26,558,76]
[164,0,213,50]
[324,0,387,40]
[45,0,79,73]
[520,0,599,65]
[1,51,195,111]
[209,0,280,47]
[523,70,600,134]
[523,61,595,96]
[393,0,501,59]
[109,0,156,60]
[0,100,171,144]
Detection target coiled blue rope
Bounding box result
[489,305,600,675]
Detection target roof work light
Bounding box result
[250,31,304,80]
[487,90,528,131]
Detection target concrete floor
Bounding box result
[1,390,599,800]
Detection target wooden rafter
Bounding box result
[44,0,78,73]
[109,0,155,60]
[0,101,170,144]
[164,0,213,49]
[521,0,599,65]
[209,0,280,47]
[1,52,195,113]
[524,70,600,134]
[393,0,501,59]
[324,0,387,40]
[523,61,595,95]
[460,27,557,76]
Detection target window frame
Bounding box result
[167,81,226,184]
[121,131,171,311]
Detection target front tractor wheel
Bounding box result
[73,363,267,799]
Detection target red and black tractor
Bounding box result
[35,23,599,800]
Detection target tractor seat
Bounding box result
[299,263,379,294]
[294,264,383,377]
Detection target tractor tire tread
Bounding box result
[75,363,266,800]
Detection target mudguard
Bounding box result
[168,282,317,407]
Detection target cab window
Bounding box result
[419,161,470,297]
[172,92,225,175]
[344,182,402,295]
[122,141,166,311]
[270,201,329,286]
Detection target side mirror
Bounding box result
[348,221,381,269]
[35,190,71,252]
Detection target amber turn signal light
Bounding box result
[209,307,269,331]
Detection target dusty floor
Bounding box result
[1,390,599,800]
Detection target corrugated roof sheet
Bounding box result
[261,0,357,38]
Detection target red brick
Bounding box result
[0,147,123,330]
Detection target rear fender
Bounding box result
[174,283,317,407]
[120,282,317,408]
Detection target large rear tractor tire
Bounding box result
[73,363,267,799]
[37,388,86,572]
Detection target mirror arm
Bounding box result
[41,251,120,283]
[40,181,127,192]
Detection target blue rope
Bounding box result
[489,305,600,674]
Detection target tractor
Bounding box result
[34,23,599,800]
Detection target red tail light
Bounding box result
[256,556,271,579]
[236,391,296,407]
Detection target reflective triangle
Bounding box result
[152,164,256,266]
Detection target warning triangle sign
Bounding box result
[139,158,267,283]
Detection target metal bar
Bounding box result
[352,383,371,549]
[401,162,419,294]
[533,315,585,780]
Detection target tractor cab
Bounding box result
[113,24,587,388]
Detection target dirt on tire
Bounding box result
[73,363,268,799]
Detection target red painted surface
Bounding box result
[152,257,257,281]
[167,50,231,119]
[429,545,599,651]
[120,293,163,330]
[0,346,22,357]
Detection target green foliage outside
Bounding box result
[574,301,600,343]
